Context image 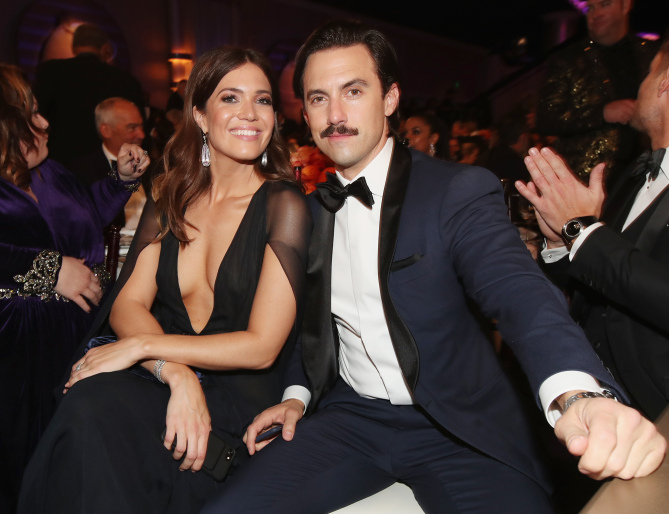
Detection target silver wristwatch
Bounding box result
[562,216,599,248]
[561,216,598,249]
[562,389,618,413]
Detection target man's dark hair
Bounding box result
[72,23,109,50]
[293,20,402,133]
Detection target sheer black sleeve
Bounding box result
[67,197,161,358]
[265,182,313,326]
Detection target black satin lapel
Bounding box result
[378,143,420,391]
[606,172,645,232]
[301,202,338,410]
[634,185,669,254]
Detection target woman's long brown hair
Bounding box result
[153,47,301,245]
[0,64,47,189]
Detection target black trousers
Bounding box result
[202,379,553,514]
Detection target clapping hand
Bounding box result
[515,147,606,247]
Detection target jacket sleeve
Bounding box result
[443,167,621,399]
[569,225,669,334]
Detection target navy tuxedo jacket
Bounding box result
[288,143,621,489]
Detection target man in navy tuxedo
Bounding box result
[517,37,669,422]
[203,20,665,514]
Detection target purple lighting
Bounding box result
[569,1,659,40]
[569,0,587,13]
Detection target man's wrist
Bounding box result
[560,389,618,413]
[561,216,599,249]
[282,385,310,413]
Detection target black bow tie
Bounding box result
[631,148,666,181]
[315,173,375,213]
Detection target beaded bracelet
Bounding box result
[108,166,141,193]
[154,359,167,384]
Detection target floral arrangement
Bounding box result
[290,144,335,194]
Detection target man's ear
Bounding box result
[659,66,669,98]
[99,123,112,140]
[384,83,400,117]
[302,105,310,128]
[100,43,114,64]
[193,106,207,133]
[621,0,632,16]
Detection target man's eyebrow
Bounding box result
[341,79,368,90]
[306,88,327,98]
[306,79,370,98]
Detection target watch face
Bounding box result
[564,220,582,238]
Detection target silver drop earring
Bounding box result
[201,132,211,167]
[429,143,436,157]
[260,150,268,168]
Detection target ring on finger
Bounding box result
[76,361,84,371]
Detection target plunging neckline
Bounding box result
[175,181,268,335]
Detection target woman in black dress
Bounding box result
[19,47,311,514]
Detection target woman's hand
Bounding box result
[162,364,211,472]
[117,143,150,181]
[66,335,147,390]
[54,256,102,312]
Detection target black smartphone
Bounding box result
[160,427,235,482]
[254,424,283,443]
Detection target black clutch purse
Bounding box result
[160,427,236,482]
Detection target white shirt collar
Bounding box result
[101,143,117,165]
[335,137,394,198]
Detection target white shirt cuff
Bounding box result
[282,385,311,414]
[541,243,569,262]
[568,222,603,260]
[539,371,605,427]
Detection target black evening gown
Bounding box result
[18,180,311,514]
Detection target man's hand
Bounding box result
[516,147,605,239]
[603,99,636,125]
[555,394,666,480]
[243,399,305,455]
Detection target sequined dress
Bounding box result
[0,159,131,511]
[536,35,658,185]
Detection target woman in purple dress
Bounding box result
[0,64,149,511]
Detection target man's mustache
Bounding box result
[320,125,359,138]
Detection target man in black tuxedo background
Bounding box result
[518,36,669,422]
[69,97,146,230]
[69,97,145,187]
[203,20,666,514]
[34,23,144,167]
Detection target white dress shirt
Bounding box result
[286,138,603,424]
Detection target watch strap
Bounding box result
[562,389,618,413]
